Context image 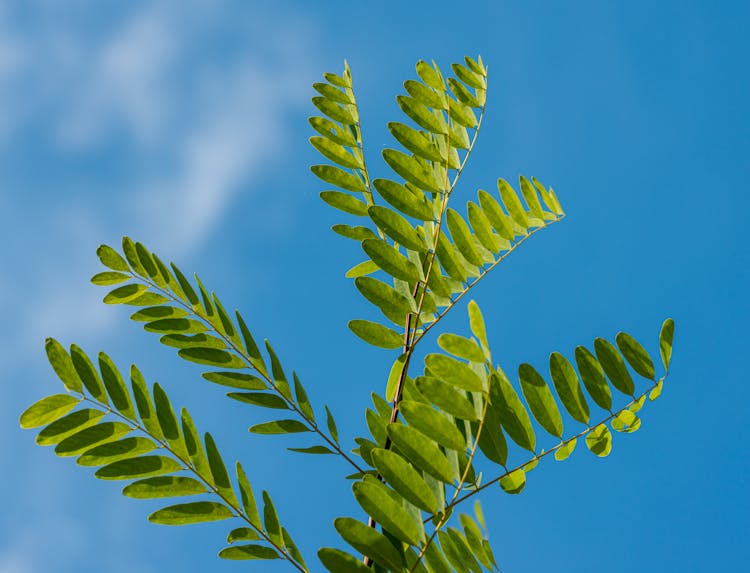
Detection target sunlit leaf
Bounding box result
[371,448,439,512]
[77,436,155,467]
[149,501,233,525]
[549,352,590,424]
[348,319,402,349]
[616,332,656,380]
[335,517,405,572]
[660,318,675,371]
[45,338,82,393]
[499,468,526,494]
[518,363,563,438]
[20,394,80,430]
[586,424,613,457]
[123,476,207,499]
[352,480,421,545]
[387,423,454,483]
[95,455,182,480]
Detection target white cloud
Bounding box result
[0,0,318,351]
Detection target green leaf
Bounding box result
[404,78,445,109]
[235,312,268,377]
[446,209,483,267]
[612,409,641,433]
[70,344,107,402]
[55,421,132,456]
[122,237,147,276]
[424,354,484,392]
[399,400,466,451]
[385,354,407,402]
[95,455,182,480]
[258,342,290,401]
[153,383,187,458]
[415,377,478,421]
[262,491,284,547]
[228,392,288,409]
[36,408,105,446]
[416,60,445,90]
[362,239,420,283]
[45,338,82,393]
[236,462,261,527]
[459,515,492,570]
[475,407,508,465]
[149,501,234,525]
[387,423,454,483]
[103,283,149,304]
[333,224,378,241]
[348,319,402,349]
[160,333,226,350]
[227,527,260,543]
[293,372,315,421]
[373,178,434,221]
[554,438,577,461]
[320,190,369,216]
[91,271,130,286]
[648,380,663,401]
[371,448,439,513]
[144,318,206,334]
[585,424,613,457]
[77,436,156,466]
[325,405,340,444]
[98,353,135,418]
[204,432,238,506]
[97,244,130,272]
[447,98,478,128]
[311,165,367,193]
[549,352,590,424]
[219,545,279,561]
[355,276,413,326]
[519,176,545,220]
[334,517,405,572]
[574,346,612,410]
[20,394,80,429]
[396,95,447,135]
[352,480,421,546]
[447,77,480,107]
[288,445,334,454]
[452,62,485,89]
[497,179,529,230]
[445,528,483,573]
[310,136,363,169]
[437,333,485,363]
[388,122,443,163]
[368,205,428,252]
[178,347,245,369]
[126,292,170,306]
[130,365,162,440]
[467,201,503,254]
[660,318,675,371]
[478,189,514,241]
[318,547,373,573]
[312,96,356,124]
[616,332,656,380]
[313,82,354,104]
[499,468,526,494]
[202,371,266,390]
[309,116,357,147]
[489,370,535,452]
[435,230,468,282]
[423,541,453,573]
[123,476,207,499]
[467,300,490,359]
[345,259,378,278]
[594,338,635,395]
[170,262,199,306]
[249,420,310,434]
[518,363,563,438]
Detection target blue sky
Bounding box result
[1,1,747,572]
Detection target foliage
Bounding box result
[21,55,675,572]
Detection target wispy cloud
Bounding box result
[0,0,318,351]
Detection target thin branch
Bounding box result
[78,393,306,572]
[430,374,667,518]
[413,214,565,347]
[123,272,365,475]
